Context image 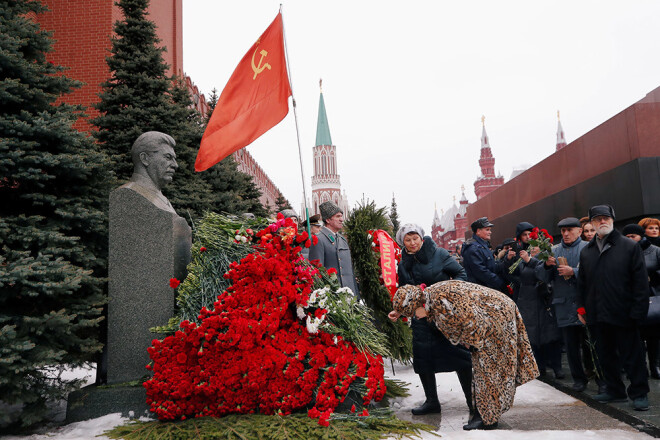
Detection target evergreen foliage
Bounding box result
[91,0,215,222]
[0,0,108,428]
[390,194,401,234]
[343,202,413,363]
[93,0,268,222]
[275,191,292,211]
[172,212,267,327]
[203,88,218,124]
[201,157,268,218]
[104,410,438,440]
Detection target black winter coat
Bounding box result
[577,229,649,326]
[640,238,660,296]
[461,235,507,291]
[514,258,560,347]
[398,236,470,374]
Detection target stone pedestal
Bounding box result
[106,186,191,385]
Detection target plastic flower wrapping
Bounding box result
[509,227,554,274]
[145,214,388,422]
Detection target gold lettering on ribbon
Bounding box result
[251,47,271,80]
[382,241,392,277]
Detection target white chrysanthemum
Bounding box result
[235,235,241,241]
[240,236,248,243]
[333,336,338,345]
[336,287,353,295]
[296,306,306,320]
[305,315,324,334]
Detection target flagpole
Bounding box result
[280,5,312,237]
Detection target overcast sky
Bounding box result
[182,1,660,233]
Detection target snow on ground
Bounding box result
[1,362,655,440]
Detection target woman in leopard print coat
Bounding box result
[393,280,539,429]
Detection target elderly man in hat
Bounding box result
[309,201,360,298]
[577,205,650,410]
[461,217,509,291]
[537,217,603,392]
[299,214,323,259]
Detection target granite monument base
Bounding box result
[66,383,153,423]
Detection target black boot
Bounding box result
[463,407,498,431]
[456,368,474,417]
[411,372,441,415]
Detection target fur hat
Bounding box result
[395,223,425,246]
[280,209,298,219]
[622,224,645,237]
[319,201,342,221]
[588,204,615,220]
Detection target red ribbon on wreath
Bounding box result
[369,230,400,300]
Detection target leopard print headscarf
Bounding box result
[393,285,425,317]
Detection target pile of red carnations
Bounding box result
[144,214,386,423]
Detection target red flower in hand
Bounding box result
[169,278,180,288]
[577,307,586,316]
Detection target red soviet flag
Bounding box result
[195,13,292,172]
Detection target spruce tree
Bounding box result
[275,192,292,211]
[389,194,401,234]
[91,0,213,223]
[199,88,267,217]
[0,0,109,429]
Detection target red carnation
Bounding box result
[277,212,284,220]
[350,404,356,413]
[312,235,318,246]
[308,407,321,418]
[327,268,337,275]
[200,246,207,253]
[318,418,330,427]
[169,278,180,288]
[176,353,187,364]
[360,409,369,417]
[577,307,586,316]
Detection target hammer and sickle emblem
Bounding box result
[251,48,271,80]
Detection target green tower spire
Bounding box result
[315,80,332,146]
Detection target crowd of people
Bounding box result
[286,201,659,431]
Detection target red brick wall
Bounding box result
[37,0,182,132]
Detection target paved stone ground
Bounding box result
[388,362,646,435]
[540,354,660,437]
[393,386,637,433]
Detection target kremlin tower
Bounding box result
[556,111,567,151]
[473,116,504,200]
[310,81,349,216]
